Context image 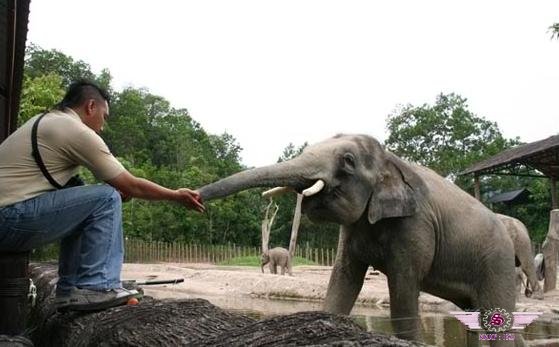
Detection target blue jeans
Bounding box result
[0,185,124,291]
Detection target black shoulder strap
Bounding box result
[31,112,64,189]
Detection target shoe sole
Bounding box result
[57,295,140,312]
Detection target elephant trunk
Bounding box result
[198,156,318,201]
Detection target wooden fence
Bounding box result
[124,238,337,266]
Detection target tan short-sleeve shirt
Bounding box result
[0,108,125,207]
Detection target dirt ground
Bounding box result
[122,262,559,318]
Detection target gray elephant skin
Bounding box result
[497,214,544,300]
[261,247,292,275]
[197,134,517,343]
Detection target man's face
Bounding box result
[84,99,109,133]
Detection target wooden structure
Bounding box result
[0,0,31,341]
[461,134,559,291]
[461,134,559,207]
[486,188,531,206]
[1,0,29,142]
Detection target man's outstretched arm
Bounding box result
[107,170,205,212]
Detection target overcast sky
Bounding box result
[27,1,559,167]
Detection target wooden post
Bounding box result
[543,209,559,292]
[551,178,558,210]
[0,252,30,336]
[474,175,481,201]
[288,194,303,259]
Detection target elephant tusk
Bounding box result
[302,180,325,197]
[262,187,293,198]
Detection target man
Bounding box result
[0,80,205,311]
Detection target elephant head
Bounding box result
[198,134,421,226]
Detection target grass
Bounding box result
[218,255,317,267]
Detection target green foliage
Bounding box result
[489,178,552,243]
[385,93,519,180]
[25,44,108,88]
[277,142,307,162]
[29,243,59,261]
[550,22,559,40]
[18,73,65,125]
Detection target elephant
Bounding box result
[261,247,292,275]
[497,214,544,300]
[197,134,518,344]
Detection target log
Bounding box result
[26,263,426,346]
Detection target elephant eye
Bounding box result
[342,153,356,171]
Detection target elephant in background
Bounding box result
[261,247,292,276]
[497,214,544,300]
[197,134,518,345]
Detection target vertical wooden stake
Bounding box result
[474,175,481,201]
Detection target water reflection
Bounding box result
[230,301,559,347]
[352,313,468,347]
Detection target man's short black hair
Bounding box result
[56,80,110,110]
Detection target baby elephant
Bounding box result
[261,247,292,276]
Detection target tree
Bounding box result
[24,44,105,88]
[550,22,559,40]
[385,93,518,181]
[18,73,65,125]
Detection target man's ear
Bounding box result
[367,154,420,225]
[84,99,96,116]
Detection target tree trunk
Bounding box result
[261,199,278,253]
[26,263,426,346]
[543,209,559,292]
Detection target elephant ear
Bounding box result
[368,153,421,225]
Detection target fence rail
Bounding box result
[125,239,548,267]
[124,239,337,266]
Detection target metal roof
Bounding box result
[486,188,530,204]
[1,0,30,143]
[460,134,559,179]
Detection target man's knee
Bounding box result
[88,185,122,208]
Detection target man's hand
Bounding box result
[177,188,205,213]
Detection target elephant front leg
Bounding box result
[387,273,421,341]
[324,228,368,314]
